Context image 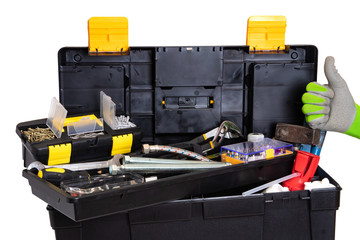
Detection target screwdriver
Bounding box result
[37,168,89,186]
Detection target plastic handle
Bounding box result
[242,172,300,196]
[292,150,320,181]
[282,150,320,191]
[302,155,320,182]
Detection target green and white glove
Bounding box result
[302,56,360,139]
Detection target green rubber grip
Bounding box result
[344,104,360,139]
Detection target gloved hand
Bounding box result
[302,56,360,139]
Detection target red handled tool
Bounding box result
[282,150,320,191]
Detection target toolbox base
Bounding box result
[47,167,340,240]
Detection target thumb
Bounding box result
[324,56,347,88]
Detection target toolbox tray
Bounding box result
[16,118,142,166]
[47,167,341,240]
[23,153,294,221]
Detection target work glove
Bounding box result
[302,56,360,139]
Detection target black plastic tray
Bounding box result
[47,167,341,240]
[23,153,294,221]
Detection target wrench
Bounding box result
[27,154,122,172]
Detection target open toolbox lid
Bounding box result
[20,16,323,221]
[59,16,317,145]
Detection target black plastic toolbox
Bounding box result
[18,16,342,240]
[47,167,340,240]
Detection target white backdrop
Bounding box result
[2,0,359,239]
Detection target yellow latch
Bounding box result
[63,114,98,127]
[246,16,287,52]
[111,134,133,156]
[265,149,275,160]
[221,154,245,165]
[48,143,72,166]
[88,17,129,54]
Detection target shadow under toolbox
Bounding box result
[47,167,340,240]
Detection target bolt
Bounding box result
[142,144,150,154]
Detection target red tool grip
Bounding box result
[282,150,320,191]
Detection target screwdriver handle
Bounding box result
[38,168,89,186]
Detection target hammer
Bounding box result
[274,123,327,155]
[274,123,321,146]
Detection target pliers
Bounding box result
[185,120,243,153]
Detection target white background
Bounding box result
[1,0,359,239]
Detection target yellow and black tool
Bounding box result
[38,168,89,186]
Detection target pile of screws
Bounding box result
[114,115,136,129]
[21,127,56,143]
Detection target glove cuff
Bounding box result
[344,103,360,139]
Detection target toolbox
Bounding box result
[18,16,341,239]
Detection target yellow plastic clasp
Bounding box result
[63,114,98,127]
[88,17,129,55]
[48,143,72,166]
[111,134,133,156]
[246,16,287,53]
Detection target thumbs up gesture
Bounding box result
[302,56,360,139]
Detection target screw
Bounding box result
[74,54,82,62]
[291,52,298,59]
